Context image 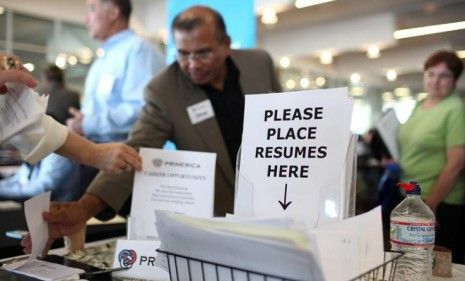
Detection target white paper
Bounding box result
[155,211,325,281]
[130,148,216,240]
[0,82,48,143]
[24,191,51,261]
[309,206,385,281]
[236,88,353,227]
[2,259,84,281]
[375,109,400,160]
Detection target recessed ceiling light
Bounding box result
[300,77,310,88]
[319,51,333,65]
[367,45,380,59]
[279,56,290,68]
[350,73,361,84]
[261,7,278,25]
[315,76,326,87]
[394,87,411,97]
[393,21,465,39]
[386,69,397,81]
[456,50,465,59]
[285,79,296,89]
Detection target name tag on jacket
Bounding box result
[186,99,215,124]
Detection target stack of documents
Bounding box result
[155,206,384,281]
[155,210,325,281]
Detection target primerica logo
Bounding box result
[118,249,137,269]
[152,158,200,169]
[152,158,163,168]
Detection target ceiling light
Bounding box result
[456,50,465,59]
[23,63,35,72]
[295,0,335,9]
[393,21,465,39]
[67,55,78,65]
[315,76,326,87]
[386,69,397,81]
[350,86,365,96]
[78,47,93,64]
[382,92,394,101]
[285,79,296,89]
[279,56,290,68]
[350,73,361,84]
[394,87,411,97]
[416,92,429,101]
[300,77,310,88]
[319,51,333,65]
[55,54,67,69]
[261,7,278,25]
[367,45,380,59]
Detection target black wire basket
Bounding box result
[156,249,403,281]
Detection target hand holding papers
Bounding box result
[1,192,86,281]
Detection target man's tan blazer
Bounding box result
[88,49,281,217]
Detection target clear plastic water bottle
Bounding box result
[390,181,435,281]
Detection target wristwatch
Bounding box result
[0,55,21,70]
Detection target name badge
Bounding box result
[186,99,215,124]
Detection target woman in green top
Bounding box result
[398,50,465,264]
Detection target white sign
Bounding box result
[131,148,216,239]
[112,239,169,280]
[375,109,400,160]
[236,88,353,226]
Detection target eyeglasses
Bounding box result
[176,49,214,62]
[424,70,454,81]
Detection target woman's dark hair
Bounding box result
[424,50,463,81]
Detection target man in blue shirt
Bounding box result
[67,0,165,143]
[66,0,165,187]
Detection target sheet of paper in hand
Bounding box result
[0,82,48,143]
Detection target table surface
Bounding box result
[2,238,465,281]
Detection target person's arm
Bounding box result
[0,69,37,89]
[426,146,465,213]
[56,130,142,173]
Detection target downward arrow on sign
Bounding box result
[279,183,292,210]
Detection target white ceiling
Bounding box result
[1,0,464,90]
[255,0,465,90]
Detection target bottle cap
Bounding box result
[398,181,421,195]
